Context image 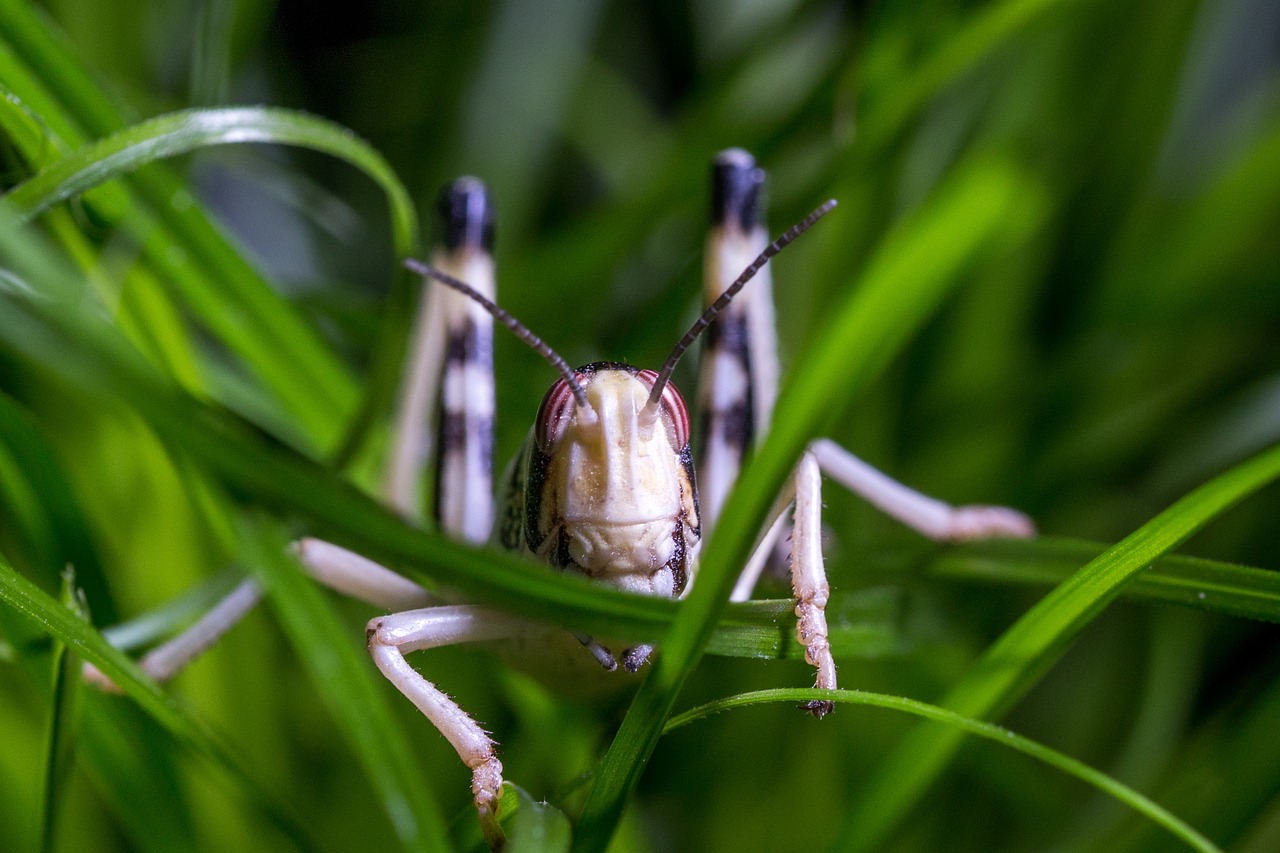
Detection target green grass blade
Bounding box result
[0,390,116,617]
[0,101,420,458]
[664,689,1220,853]
[38,572,85,853]
[932,536,1280,623]
[242,517,452,853]
[3,105,417,259]
[0,555,317,851]
[840,443,1280,851]
[0,6,362,448]
[572,156,1037,851]
[77,699,199,853]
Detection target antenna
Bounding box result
[404,259,590,410]
[642,199,837,415]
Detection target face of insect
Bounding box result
[528,362,699,597]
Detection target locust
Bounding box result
[85,149,1034,850]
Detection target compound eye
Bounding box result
[535,377,581,451]
[636,370,690,450]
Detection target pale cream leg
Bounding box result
[367,604,518,850]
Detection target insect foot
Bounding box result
[621,643,655,673]
[796,590,837,719]
[791,452,838,719]
[474,757,506,851]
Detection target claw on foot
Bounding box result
[473,758,506,851]
[621,644,653,673]
[801,698,835,719]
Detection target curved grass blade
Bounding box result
[0,95,425,470]
[0,7,363,448]
[3,106,417,260]
[840,442,1280,852]
[573,157,1038,851]
[0,102,423,463]
[664,689,1221,853]
[932,536,1280,623]
[242,517,451,852]
[0,80,64,171]
[0,554,318,851]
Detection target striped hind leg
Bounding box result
[388,178,498,542]
[698,150,1034,551]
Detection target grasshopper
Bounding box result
[86,149,1034,849]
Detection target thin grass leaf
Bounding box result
[0,390,115,616]
[664,688,1220,853]
[0,100,423,459]
[932,536,1280,623]
[0,553,318,850]
[38,571,85,853]
[0,80,62,168]
[573,156,1038,851]
[840,442,1280,852]
[0,5,361,448]
[242,516,451,853]
[3,106,417,258]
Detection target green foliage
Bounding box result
[0,1,1278,852]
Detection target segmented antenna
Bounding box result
[643,199,838,414]
[404,258,590,409]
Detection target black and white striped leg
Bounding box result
[386,260,446,518]
[366,605,517,851]
[696,148,779,532]
[392,178,498,543]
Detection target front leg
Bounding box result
[731,452,837,717]
[367,604,519,851]
[791,452,837,717]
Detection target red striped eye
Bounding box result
[535,376,582,451]
[636,369,690,450]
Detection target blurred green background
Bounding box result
[1,0,1279,850]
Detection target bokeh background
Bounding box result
[1,0,1279,851]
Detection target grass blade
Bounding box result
[3,105,417,259]
[37,571,85,853]
[0,552,317,850]
[932,536,1280,623]
[665,689,1220,853]
[242,517,451,852]
[0,7,361,448]
[840,443,1280,851]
